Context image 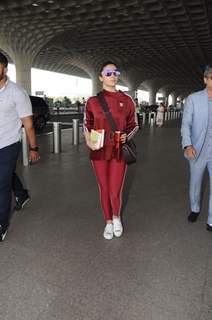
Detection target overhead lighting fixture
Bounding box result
[48,0,54,3]
[32,3,39,6]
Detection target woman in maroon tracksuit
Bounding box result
[84,61,138,240]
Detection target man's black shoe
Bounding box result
[188,211,199,222]
[206,224,212,232]
[14,193,30,211]
[0,225,8,242]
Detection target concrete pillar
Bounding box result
[120,69,141,94]
[127,82,139,97]
[15,58,32,94]
[164,96,169,106]
[92,76,102,95]
[172,93,177,107]
[149,88,157,105]
[125,90,137,99]
[0,45,33,94]
[12,52,33,94]
[160,88,169,106]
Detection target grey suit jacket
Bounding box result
[181,88,208,159]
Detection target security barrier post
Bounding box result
[22,127,29,166]
[72,119,79,145]
[53,122,61,153]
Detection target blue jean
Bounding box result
[189,157,212,225]
[0,142,21,228]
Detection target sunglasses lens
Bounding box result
[105,71,112,76]
[103,69,120,77]
[104,70,120,77]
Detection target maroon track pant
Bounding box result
[92,158,127,221]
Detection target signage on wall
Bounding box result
[35,91,44,96]
[158,97,165,101]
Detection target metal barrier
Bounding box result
[166,112,169,120]
[53,122,62,153]
[21,119,82,166]
[72,119,79,145]
[51,119,80,153]
[147,112,150,125]
[23,110,182,166]
[136,109,182,128]
[153,112,156,124]
[142,112,146,125]
[150,112,156,127]
[22,127,29,166]
[140,112,156,127]
[140,110,181,127]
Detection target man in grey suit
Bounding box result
[181,65,212,231]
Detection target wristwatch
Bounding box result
[29,146,39,152]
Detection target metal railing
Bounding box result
[52,119,80,153]
[22,111,181,166]
[139,110,181,127]
[21,118,81,165]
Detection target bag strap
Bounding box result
[97,92,117,132]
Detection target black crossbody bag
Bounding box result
[97,92,137,165]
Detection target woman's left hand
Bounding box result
[120,133,127,144]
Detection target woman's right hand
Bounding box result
[84,131,100,150]
[86,140,99,151]
[184,145,196,160]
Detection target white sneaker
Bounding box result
[103,223,113,240]
[113,216,123,237]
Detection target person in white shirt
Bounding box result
[0,52,40,241]
[156,102,165,127]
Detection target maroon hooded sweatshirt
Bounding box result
[84,89,138,160]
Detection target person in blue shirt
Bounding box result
[181,65,212,231]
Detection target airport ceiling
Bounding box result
[1,0,212,93]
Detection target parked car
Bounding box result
[30,96,50,131]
